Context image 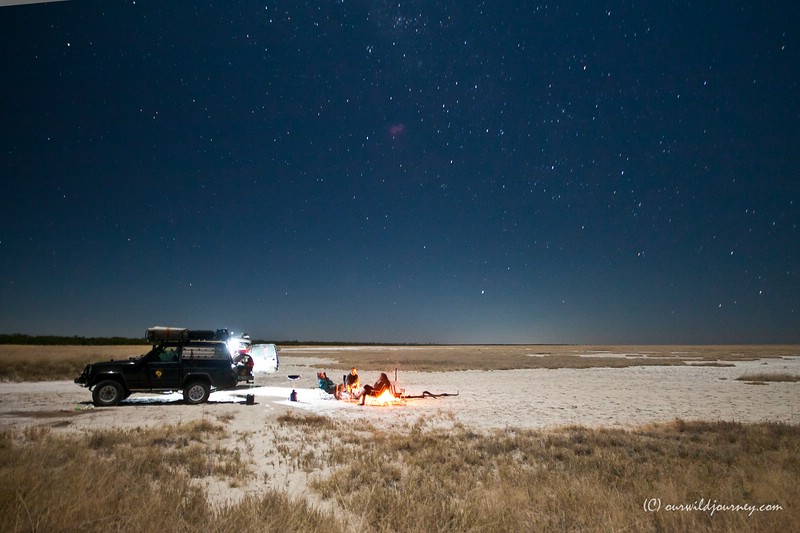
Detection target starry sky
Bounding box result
[1,1,798,344]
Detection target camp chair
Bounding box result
[317,372,342,400]
[337,373,362,402]
[390,381,405,399]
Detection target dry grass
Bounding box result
[307,419,798,532]
[0,345,145,381]
[286,344,800,372]
[278,411,339,429]
[0,421,336,533]
[2,415,796,532]
[2,344,798,381]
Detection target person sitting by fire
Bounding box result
[345,367,360,396]
[360,372,391,405]
[317,372,343,399]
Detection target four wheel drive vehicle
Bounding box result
[75,327,240,407]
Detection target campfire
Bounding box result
[367,387,403,406]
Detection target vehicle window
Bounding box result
[153,346,180,362]
[215,343,231,359]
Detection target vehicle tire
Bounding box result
[183,381,210,404]
[92,380,124,407]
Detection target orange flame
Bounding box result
[365,388,400,406]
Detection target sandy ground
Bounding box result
[1,351,798,507]
[2,354,798,432]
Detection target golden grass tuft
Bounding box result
[278,411,338,429]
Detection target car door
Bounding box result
[119,348,155,390]
[145,344,183,390]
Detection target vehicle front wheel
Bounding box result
[183,382,210,404]
[92,380,124,407]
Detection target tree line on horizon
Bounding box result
[0,334,150,346]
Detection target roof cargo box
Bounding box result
[188,330,216,341]
[146,327,189,343]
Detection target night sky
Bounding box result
[1,2,798,344]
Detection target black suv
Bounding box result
[75,336,239,406]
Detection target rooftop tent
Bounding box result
[145,327,188,343]
[145,327,217,343]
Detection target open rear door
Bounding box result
[249,344,279,374]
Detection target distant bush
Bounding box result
[737,372,800,383]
